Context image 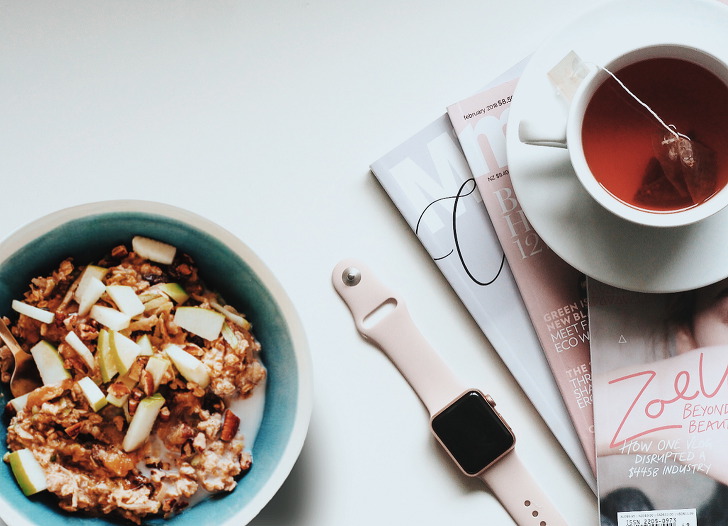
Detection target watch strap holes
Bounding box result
[362,298,397,329]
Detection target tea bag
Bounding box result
[600,66,719,207]
[547,50,590,102]
[652,131,717,205]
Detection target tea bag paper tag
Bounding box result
[547,50,589,102]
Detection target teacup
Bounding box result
[518,44,728,228]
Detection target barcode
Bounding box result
[617,509,697,526]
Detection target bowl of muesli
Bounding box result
[0,200,312,526]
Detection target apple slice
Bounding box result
[64,331,96,370]
[132,236,176,265]
[106,285,145,317]
[144,355,169,393]
[165,344,210,388]
[8,449,48,496]
[110,331,142,376]
[122,393,165,452]
[174,306,224,341]
[97,329,118,383]
[221,322,239,347]
[30,340,71,385]
[11,300,54,324]
[91,305,131,331]
[105,374,136,407]
[75,265,108,299]
[8,392,30,414]
[136,334,154,356]
[77,376,108,412]
[156,283,189,304]
[211,300,251,330]
[75,265,108,315]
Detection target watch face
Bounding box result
[430,390,515,476]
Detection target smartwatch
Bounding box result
[332,259,567,526]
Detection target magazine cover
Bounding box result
[370,108,595,492]
[589,277,728,526]
[447,66,596,473]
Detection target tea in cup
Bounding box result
[518,44,728,228]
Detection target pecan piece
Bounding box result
[128,388,144,415]
[65,421,84,438]
[220,409,240,442]
[140,370,155,397]
[110,244,129,259]
[108,382,131,399]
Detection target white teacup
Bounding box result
[518,44,728,228]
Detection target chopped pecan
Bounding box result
[111,244,129,259]
[220,409,240,442]
[108,382,131,399]
[158,406,171,422]
[140,370,155,397]
[127,356,148,382]
[128,388,144,415]
[65,421,84,438]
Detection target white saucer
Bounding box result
[506,0,728,293]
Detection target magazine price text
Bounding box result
[487,168,508,182]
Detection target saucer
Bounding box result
[506,0,728,293]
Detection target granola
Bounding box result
[1,236,267,523]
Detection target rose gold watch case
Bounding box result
[429,389,516,478]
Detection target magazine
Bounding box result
[369,81,596,491]
[589,277,728,526]
[447,65,596,473]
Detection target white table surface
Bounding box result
[0,1,605,524]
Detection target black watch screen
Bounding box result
[430,390,515,476]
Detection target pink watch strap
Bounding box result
[481,450,569,526]
[332,259,568,526]
[332,258,465,414]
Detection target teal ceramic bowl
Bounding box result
[0,200,312,526]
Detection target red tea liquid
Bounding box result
[581,57,728,212]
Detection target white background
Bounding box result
[0,1,605,524]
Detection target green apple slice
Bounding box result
[8,448,48,496]
[106,285,145,317]
[173,306,224,341]
[145,355,169,392]
[136,334,154,356]
[8,392,30,413]
[30,340,71,385]
[97,329,119,383]
[132,236,176,265]
[77,376,108,412]
[110,331,141,376]
[105,374,137,407]
[122,393,165,452]
[90,305,131,331]
[11,300,55,324]
[156,283,189,304]
[106,384,130,407]
[165,344,210,388]
[77,276,106,316]
[75,265,108,315]
[221,322,239,347]
[64,331,96,370]
[210,300,251,330]
[75,265,108,299]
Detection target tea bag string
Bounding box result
[587,61,688,141]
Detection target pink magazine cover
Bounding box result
[588,277,728,526]
[447,69,596,473]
